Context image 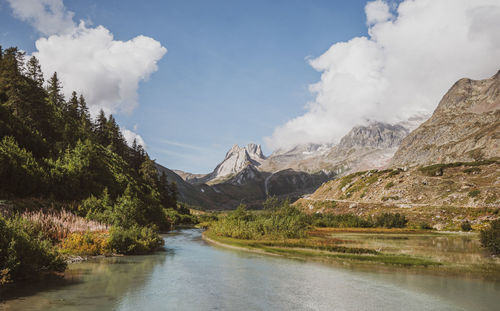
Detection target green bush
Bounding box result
[210,204,309,240]
[480,219,500,255]
[418,160,498,177]
[0,136,46,197]
[374,213,408,228]
[468,190,480,198]
[463,167,481,174]
[417,222,432,230]
[384,182,395,189]
[164,208,198,227]
[0,215,66,284]
[461,221,472,232]
[108,226,164,255]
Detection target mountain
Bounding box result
[156,164,217,209]
[260,121,416,176]
[294,72,500,228]
[172,169,209,184]
[172,120,422,210]
[392,71,500,167]
[208,143,266,183]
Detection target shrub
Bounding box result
[22,210,108,242]
[374,213,408,228]
[468,190,480,198]
[262,196,284,210]
[210,203,309,240]
[0,136,46,197]
[388,169,401,177]
[381,196,400,202]
[461,221,472,232]
[463,167,481,174]
[164,208,197,227]
[384,182,395,189]
[417,222,432,230]
[480,219,500,255]
[485,196,498,204]
[61,232,109,256]
[108,226,164,255]
[0,215,66,284]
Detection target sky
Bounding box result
[1,0,499,173]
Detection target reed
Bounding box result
[22,210,109,242]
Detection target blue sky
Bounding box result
[0,0,366,172]
[2,1,499,174]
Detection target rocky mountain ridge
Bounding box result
[392,70,500,167]
[169,118,423,209]
[209,143,266,183]
[295,71,500,223]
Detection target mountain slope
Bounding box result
[392,71,500,167]
[172,121,419,209]
[294,72,500,228]
[208,143,266,184]
[156,163,217,209]
[260,121,413,175]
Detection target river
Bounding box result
[1,229,499,310]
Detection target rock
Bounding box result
[392,70,500,167]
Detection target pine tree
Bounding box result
[77,94,92,140]
[78,94,90,120]
[139,155,159,187]
[26,56,44,88]
[94,109,108,145]
[47,72,65,110]
[0,48,26,117]
[106,114,127,157]
[68,91,79,119]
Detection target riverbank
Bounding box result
[4,229,500,311]
[203,228,500,279]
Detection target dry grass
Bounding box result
[310,227,429,234]
[22,210,109,242]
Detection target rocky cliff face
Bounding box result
[209,143,266,182]
[166,118,422,209]
[338,122,408,149]
[392,71,500,167]
[260,121,414,176]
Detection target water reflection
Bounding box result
[1,229,499,311]
[335,232,497,265]
[1,246,168,310]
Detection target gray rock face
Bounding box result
[210,143,266,182]
[260,120,417,176]
[338,122,408,149]
[166,117,425,209]
[392,71,500,167]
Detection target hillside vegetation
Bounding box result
[295,160,499,230]
[0,47,193,284]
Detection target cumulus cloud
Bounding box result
[265,0,500,151]
[121,127,146,148]
[365,0,391,25]
[6,0,74,36]
[8,0,167,116]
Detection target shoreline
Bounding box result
[202,229,500,281]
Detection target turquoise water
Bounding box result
[1,229,499,310]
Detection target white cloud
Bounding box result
[365,0,391,25]
[6,0,74,36]
[8,0,167,116]
[121,127,146,148]
[265,0,500,151]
